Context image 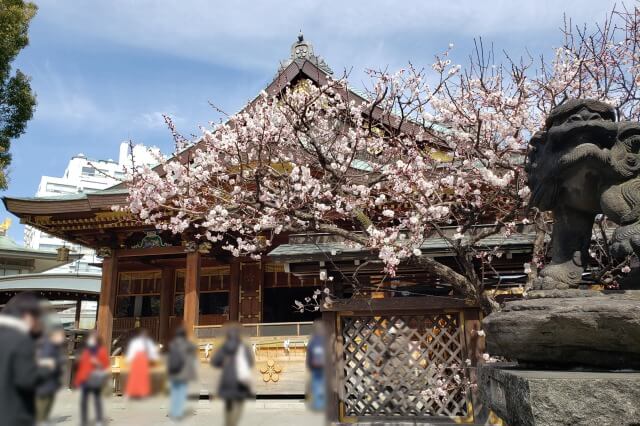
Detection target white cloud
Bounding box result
[135,110,183,130]
[31,62,107,126]
[35,0,620,74]
[27,62,184,133]
[37,91,102,122]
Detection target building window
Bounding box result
[141,296,161,317]
[115,295,160,318]
[117,271,161,295]
[174,267,231,318]
[199,292,229,315]
[81,166,95,176]
[174,294,184,316]
[116,296,134,317]
[116,271,161,318]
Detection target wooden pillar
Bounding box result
[159,267,176,346]
[183,251,201,336]
[463,308,485,422]
[97,253,118,354]
[229,259,240,321]
[74,299,82,329]
[463,309,485,366]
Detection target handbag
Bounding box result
[235,346,252,388]
[85,369,108,390]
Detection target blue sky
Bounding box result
[2,0,620,241]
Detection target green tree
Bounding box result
[0,0,36,189]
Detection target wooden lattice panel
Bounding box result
[341,313,469,418]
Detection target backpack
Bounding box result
[167,344,185,375]
[309,339,325,369]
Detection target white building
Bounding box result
[24,142,156,274]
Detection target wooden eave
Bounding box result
[3,191,128,215]
[2,191,149,248]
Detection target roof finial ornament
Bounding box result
[277,32,333,75]
[0,218,11,236]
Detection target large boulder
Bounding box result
[483,290,640,369]
[479,363,640,426]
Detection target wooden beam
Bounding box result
[117,245,186,258]
[97,253,118,353]
[159,266,176,345]
[229,258,240,321]
[183,251,201,335]
[322,296,475,312]
[115,263,166,272]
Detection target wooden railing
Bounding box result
[194,321,314,339]
[113,316,160,341]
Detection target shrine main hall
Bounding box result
[3,35,530,422]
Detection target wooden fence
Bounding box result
[322,297,483,424]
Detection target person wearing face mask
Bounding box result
[74,330,110,426]
[35,325,67,426]
[0,292,56,426]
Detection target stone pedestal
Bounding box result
[479,364,640,426]
[483,290,640,369]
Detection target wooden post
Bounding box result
[97,253,118,354]
[159,267,176,346]
[183,251,201,336]
[229,259,240,321]
[74,299,82,329]
[463,308,485,422]
[463,309,485,367]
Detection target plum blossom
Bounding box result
[123,4,640,313]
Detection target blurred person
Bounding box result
[167,326,197,421]
[0,292,56,426]
[35,325,67,426]
[306,320,326,411]
[211,323,254,426]
[74,330,110,426]
[125,328,159,399]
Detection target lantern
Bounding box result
[56,246,70,262]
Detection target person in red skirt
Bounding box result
[124,328,158,398]
[74,330,110,426]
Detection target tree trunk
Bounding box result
[409,255,498,314]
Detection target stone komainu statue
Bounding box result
[526,99,640,289]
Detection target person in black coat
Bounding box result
[211,323,254,426]
[36,325,67,425]
[0,292,56,426]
